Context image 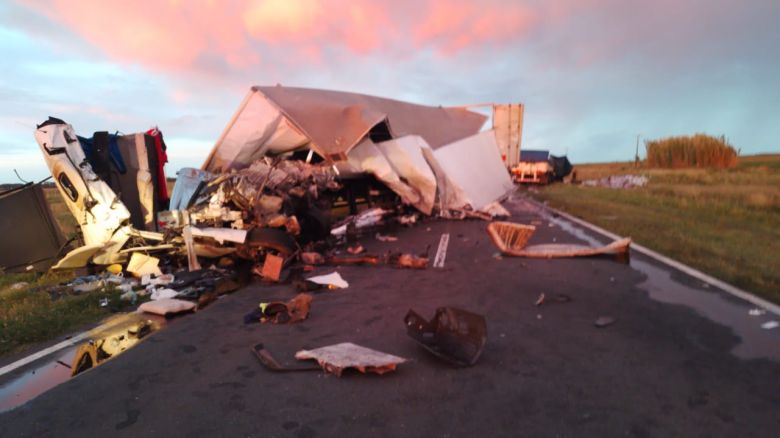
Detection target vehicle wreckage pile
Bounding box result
[20,86,629,375]
[31,86,518,286]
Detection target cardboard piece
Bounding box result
[261,254,284,282]
[127,252,163,277]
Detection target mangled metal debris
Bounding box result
[203,86,488,171]
[71,319,157,377]
[331,208,389,237]
[251,343,322,372]
[404,307,487,367]
[204,86,517,219]
[36,119,135,265]
[25,88,530,382]
[33,85,523,281]
[487,221,631,260]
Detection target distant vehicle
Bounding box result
[511,150,572,184]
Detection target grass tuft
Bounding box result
[646,134,738,169]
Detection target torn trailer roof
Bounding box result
[202,86,514,214]
[202,85,488,171]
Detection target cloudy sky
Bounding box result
[1,0,778,182]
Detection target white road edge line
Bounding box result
[0,314,144,379]
[433,233,450,268]
[529,198,780,318]
[0,332,89,378]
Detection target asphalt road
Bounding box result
[2,197,779,436]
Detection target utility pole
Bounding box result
[634,134,641,168]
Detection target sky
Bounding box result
[1,0,778,182]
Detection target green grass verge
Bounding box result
[0,272,127,357]
[533,155,780,304]
[43,186,78,238]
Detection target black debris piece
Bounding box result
[404,307,487,367]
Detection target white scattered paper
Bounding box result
[307,271,349,289]
[142,273,175,287]
[761,320,779,330]
[150,288,179,301]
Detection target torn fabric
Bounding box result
[374,136,438,215]
[345,139,422,209]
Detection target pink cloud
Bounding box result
[242,0,323,42]
[242,0,395,54]
[413,0,537,53]
[17,0,549,73]
[18,0,257,71]
[18,0,753,79]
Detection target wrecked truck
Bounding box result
[32,85,521,275]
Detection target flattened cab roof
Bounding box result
[253,85,487,159]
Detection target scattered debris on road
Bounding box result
[306,272,349,289]
[245,293,313,324]
[761,321,778,330]
[251,343,321,372]
[294,342,407,376]
[70,319,157,377]
[137,298,197,317]
[404,307,487,367]
[6,86,653,387]
[594,316,617,328]
[487,221,631,260]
